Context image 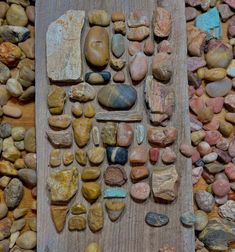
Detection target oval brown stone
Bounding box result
[130,166,149,182]
[104,166,127,186]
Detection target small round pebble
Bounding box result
[145,212,169,227]
[212,179,230,197]
[180,211,196,227]
[130,182,150,202]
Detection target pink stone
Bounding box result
[180,143,194,157]
[214,148,232,164]
[197,141,211,156]
[225,163,235,181]
[192,166,203,185]
[188,86,196,98]
[189,97,206,115]
[130,182,150,201]
[157,40,172,54]
[215,195,228,205]
[113,71,125,82]
[129,52,148,82]
[191,148,200,163]
[204,131,222,146]
[228,138,235,157]
[187,56,206,72]
[143,38,154,56]
[216,138,230,151]
[161,147,177,164]
[149,147,159,163]
[225,0,235,10]
[195,86,204,97]
[129,146,148,165]
[206,97,224,114]
[128,41,141,56]
[117,123,134,147]
[212,179,231,197]
[203,117,219,131]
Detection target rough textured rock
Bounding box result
[195,210,208,231]
[47,167,78,203]
[51,205,68,233]
[68,216,86,231]
[113,21,126,35]
[71,203,86,215]
[104,165,127,186]
[0,25,29,43]
[145,76,174,125]
[69,82,96,102]
[46,10,85,82]
[88,203,103,232]
[0,42,22,67]
[0,217,11,240]
[187,26,206,56]
[47,129,73,148]
[48,114,71,129]
[75,148,87,166]
[152,7,171,37]
[219,200,235,221]
[85,71,111,85]
[101,122,117,146]
[128,10,149,27]
[72,118,92,147]
[152,53,172,82]
[0,62,10,84]
[152,165,178,201]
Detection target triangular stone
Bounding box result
[105,199,125,222]
[51,205,68,233]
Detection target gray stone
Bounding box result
[111,34,125,58]
[0,62,10,84]
[145,212,169,227]
[206,78,232,97]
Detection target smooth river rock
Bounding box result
[128,10,149,27]
[205,78,232,97]
[72,118,92,147]
[85,71,111,85]
[145,212,169,227]
[46,10,85,82]
[97,84,137,110]
[129,52,148,82]
[111,34,125,58]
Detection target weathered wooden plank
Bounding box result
[36,0,195,251]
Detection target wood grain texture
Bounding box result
[36,0,195,251]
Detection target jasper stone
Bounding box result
[0,25,29,43]
[47,167,78,203]
[82,182,101,202]
[68,216,86,231]
[130,166,149,182]
[152,7,171,37]
[85,71,111,85]
[105,199,125,221]
[106,147,128,165]
[195,190,215,212]
[152,165,178,201]
[98,84,137,110]
[103,187,128,198]
[47,129,73,148]
[111,34,125,58]
[129,146,148,165]
[127,26,150,41]
[47,85,66,115]
[136,124,145,144]
[152,53,172,82]
[72,118,92,147]
[104,166,127,186]
[128,10,149,28]
[0,218,11,240]
[84,26,109,68]
[113,21,126,35]
[69,82,96,102]
[117,123,133,147]
[101,122,117,146]
[81,167,101,181]
[4,178,23,209]
[180,211,196,227]
[51,205,68,233]
[92,126,100,146]
[148,127,177,147]
[48,114,71,129]
[129,52,148,82]
[88,203,104,232]
[88,10,110,26]
[206,78,232,97]
[145,212,169,227]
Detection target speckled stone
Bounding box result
[145,212,169,227]
[104,165,127,186]
[101,122,117,146]
[195,190,215,212]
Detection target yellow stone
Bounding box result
[82,182,101,201]
[14,158,25,169]
[81,167,101,181]
[197,67,206,79]
[49,149,61,167]
[71,203,86,215]
[71,102,83,117]
[75,148,87,166]
[83,102,95,118]
[85,242,102,252]
[191,130,206,146]
[87,147,105,165]
[204,68,227,81]
[51,205,68,233]
[47,167,78,203]
[72,118,92,147]
[68,216,86,231]
[88,203,104,232]
[47,85,66,115]
[63,150,74,166]
[48,114,71,129]
[0,160,17,176]
[2,146,21,162]
[219,120,233,137]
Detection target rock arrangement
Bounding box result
[0,0,36,251]
[186,1,235,251]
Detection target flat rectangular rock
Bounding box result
[95,111,143,122]
[46,10,85,82]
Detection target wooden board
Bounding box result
[36,0,195,251]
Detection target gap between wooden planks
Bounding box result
[35,0,195,251]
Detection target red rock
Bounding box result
[161,147,176,164]
[129,52,148,82]
[117,123,134,147]
[189,97,206,115]
[129,146,148,165]
[188,86,196,98]
[214,148,232,164]
[197,141,211,156]
[113,71,125,82]
[195,86,204,97]
[203,117,219,131]
[187,26,206,56]
[130,166,149,182]
[157,40,172,54]
[128,41,141,56]
[191,148,200,163]
[187,57,206,72]
[149,147,159,163]
[225,163,235,181]
[204,131,222,146]
[212,179,231,197]
[143,38,154,56]
[180,143,193,157]
[206,97,224,114]
[228,138,235,157]
[202,170,215,184]
[130,182,150,201]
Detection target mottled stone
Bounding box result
[87,147,105,165]
[152,7,171,37]
[106,147,128,165]
[152,165,178,201]
[47,85,66,115]
[197,106,213,123]
[71,102,82,117]
[49,149,61,167]
[10,219,25,233]
[88,203,103,232]
[136,124,145,145]
[127,26,150,41]
[18,37,34,59]
[47,129,73,148]
[82,182,101,202]
[0,42,21,67]
[144,38,154,56]
[206,78,232,98]
[110,57,126,70]
[227,59,235,77]
[46,10,85,82]
[204,130,222,146]
[101,122,117,146]
[219,120,233,137]
[129,52,148,82]
[75,148,87,166]
[130,182,150,201]
[6,79,23,97]
[24,153,36,170]
[117,123,133,147]
[68,216,86,231]
[224,94,235,112]
[72,118,92,147]
[48,114,71,129]
[0,26,29,44]
[0,203,8,220]
[103,187,127,198]
[69,82,95,102]
[104,166,127,186]
[145,76,174,125]
[51,205,68,233]
[195,190,215,212]
[161,147,177,164]
[85,71,111,85]
[47,167,78,203]
[145,212,169,227]
[105,199,125,221]
[98,84,137,110]
[0,218,11,240]
[206,97,224,114]
[187,26,206,56]
[84,26,109,68]
[228,15,235,38]
[195,210,208,231]
[192,166,203,185]
[152,53,172,82]
[180,211,196,227]
[88,10,110,26]
[13,208,27,219]
[158,40,172,54]
[187,57,206,72]
[129,146,148,165]
[128,10,149,28]
[81,167,101,181]
[128,41,141,56]
[0,2,9,19]
[111,34,124,58]
[113,21,126,35]
[0,62,10,84]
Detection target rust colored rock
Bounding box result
[129,146,148,165]
[117,123,134,147]
[0,42,21,67]
[145,76,174,125]
[152,7,171,37]
[130,166,149,182]
[104,166,127,186]
[149,147,160,163]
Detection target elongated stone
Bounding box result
[129,52,148,82]
[136,124,145,144]
[84,26,109,68]
[111,34,125,58]
[85,71,111,85]
[47,85,66,115]
[69,82,96,102]
[145,212,169,227]
[127,27,150,41]
[103,187,128,198]
[152,7,171,37]
[88,203,103,232]
[145,75,174,125]
[51,205,68,233]
[152,53,172,82]
[47,129,73,148]
[46,10,85,82]
[96,111,143,122]
[106,147,128,165]
[72,118,92,147]
[0,25,29,43]
[92,126,100,146]
[98,84,137,110]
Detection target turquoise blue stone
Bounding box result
[195,7,221,39]
[136,124,145,145]
[85,71,111,84]
[98,84,137,110]
[106,147,128,165]
[111,34,125,58]
[103,187,128,198]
